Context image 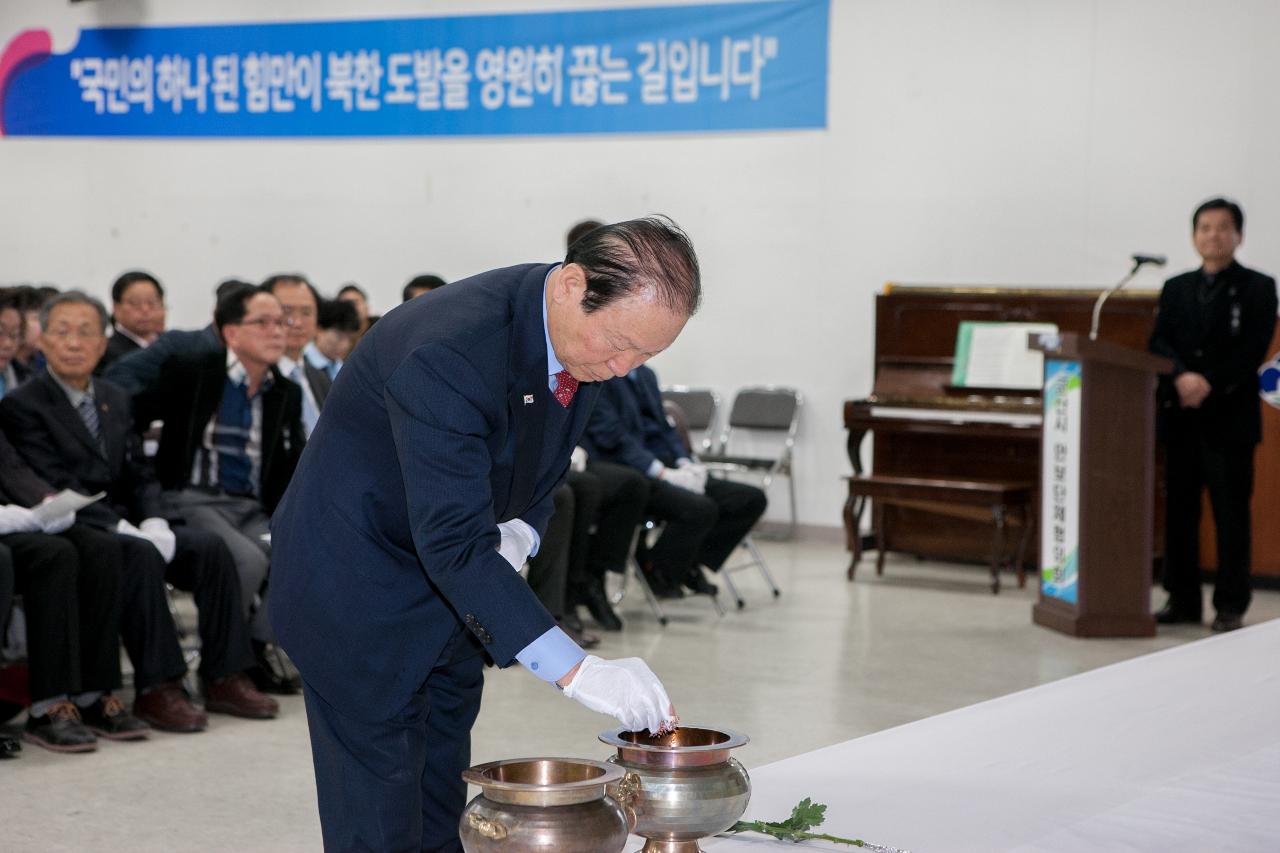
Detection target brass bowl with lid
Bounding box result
[600,725,751,853]
[459,757,629,852]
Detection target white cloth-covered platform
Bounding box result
[675,620,1280,853]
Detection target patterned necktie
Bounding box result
[553,370,578,408]
[76,395,105,452]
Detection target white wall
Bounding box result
[3,0,1279,528]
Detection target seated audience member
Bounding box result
[305,298,360,381]
[0,290,29,399]
[0,440,148,752]
[97,271,166,374]
[337,283,379,339]
[104,278,251,395]
[402,274,447,302]
[0,292,278,724]
[135,285,306,694]
[583,364,767,597]
[524,483,599,649]
[9,285,54,373]
[266,274,325,437]
[563,451,649,631]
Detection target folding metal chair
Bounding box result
[701,386,803,539]
[659,386,722,454]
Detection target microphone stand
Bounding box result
[1089,260,1144,341]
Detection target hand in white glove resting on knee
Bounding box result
[559,654,678,735]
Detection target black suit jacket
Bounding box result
[0,428,54,509]
[133,348,306,514]
[270,263,600,721]
[1149,260,1278,444]
[0,371,160,528]
[95,326,142,375]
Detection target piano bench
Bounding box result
[845,475,1035,594]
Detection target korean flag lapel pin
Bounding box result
[524,393,535,406]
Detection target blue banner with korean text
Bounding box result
[0,1,828,137]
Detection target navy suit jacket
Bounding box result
[582,365,687,472]
[0,371,162,529]
[269,263,599,722]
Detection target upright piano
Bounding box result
[843,285,1161,567]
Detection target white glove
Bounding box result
[116,517,177,564]
[676,458,709,492]
[34,494,75,534]
[660,465,705,494]
[496,519,536,572]
[562,655,677,735]
[570,446,588,473]
[139,517,177,564]
[0,505,41,536]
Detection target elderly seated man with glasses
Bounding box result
[126,283,308,695]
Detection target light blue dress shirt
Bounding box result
[514,267,586,685]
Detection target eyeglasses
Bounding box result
[281,305,315,319]
[0,326,20,342]
[120,298,164,311]
[237,316,287,331]
[44,328,105,342]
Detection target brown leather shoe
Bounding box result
[133,683,208,733]
[204,673,279,719]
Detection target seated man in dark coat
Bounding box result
[582,364,766,596]
[130,284,307,693]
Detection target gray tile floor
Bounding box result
[3,537,1275,852]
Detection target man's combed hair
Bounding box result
[39,290,110,333]
[1193,197,1244,232]
[111,270,164,305]
[318,298,361,332]
[214,284,273,334]
[564,215,701,317]
[565,219,604,252]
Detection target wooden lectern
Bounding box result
[1030,332,1171,638]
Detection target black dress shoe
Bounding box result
[1154,601,1201,625]
[640,565,683,599]
[250,644,302,695]
[579,580,623,632]
[0,733,20,758]
[80,694,149,741]
[23,702,97,753]
[1211,612,1244,632]
[683,570,719,597]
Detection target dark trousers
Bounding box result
[168,526,255,682]
[526,486,573,619]
[1163,430,1255,616]
[2,533,93,702]
[644,477,767,582]
[303,625,486,853]
[566,462,649,588]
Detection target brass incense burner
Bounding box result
[600,725,751,853]
[459,757,630,852]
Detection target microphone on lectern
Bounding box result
[1090,253,1166,340]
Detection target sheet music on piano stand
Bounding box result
[952,321,1059,390]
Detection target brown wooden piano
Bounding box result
[843,284,1162,575]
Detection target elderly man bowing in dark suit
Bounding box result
[270,217,698,852]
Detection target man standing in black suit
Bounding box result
[1150,198,1278,632]
[0,291,278,725]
